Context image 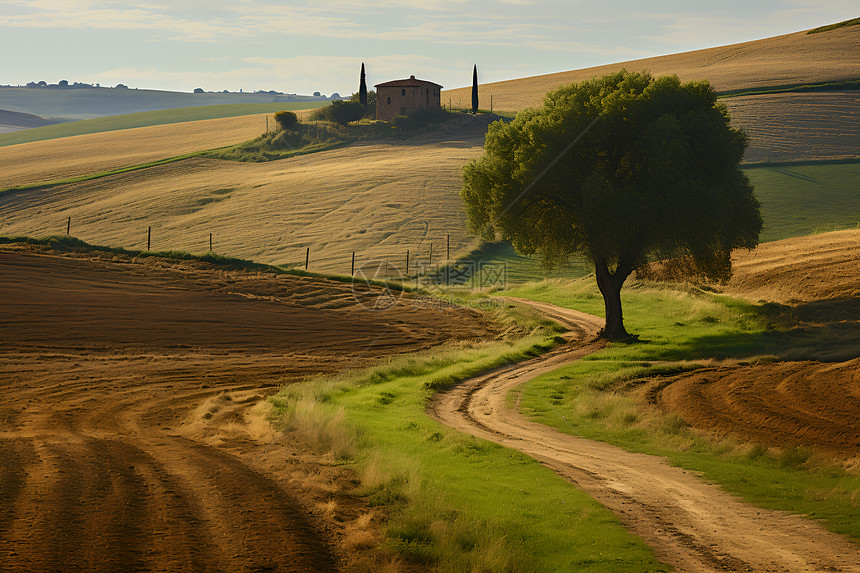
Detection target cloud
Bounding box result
[0,2,246,40]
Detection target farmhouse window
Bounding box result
[387,97,391,104]
[401,89,406,96]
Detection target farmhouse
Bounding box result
[375,75,442,121]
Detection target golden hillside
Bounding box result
[442,26,859,112]
[0,109,322,190]
[0,116,494,273]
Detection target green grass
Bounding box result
[0,102,331,147]
[269,309,669,571]
[745,162,860,241]
[807,17,860,34]
[444,241,592,285]
[204,122,350,162]
[205,110,463,163]
[505,278,860,542]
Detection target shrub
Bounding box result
[274,110,298,130]
[311,100,365,125]
[350,89,377,118]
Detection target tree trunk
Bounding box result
[594,258,632,340]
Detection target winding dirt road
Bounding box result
[430,297,860,573]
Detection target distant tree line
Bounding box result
[23,80,123,89]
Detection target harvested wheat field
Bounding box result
[646,231,860,457]
[727,228,860,304]
[0,242,496,571]
[0,112,280,189]
[0,115,495,273]
[442,25,859,112]
[723,91,860,162]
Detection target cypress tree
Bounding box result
[359,62,368,107]
[471,65,478,114]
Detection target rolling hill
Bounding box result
[0,116,495,274]
[441,24,859,112]
[0,109,58,133]
[0,102,330,148]
[0,85,331,121]
[1,23,857,279]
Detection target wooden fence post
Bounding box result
[147,226,151,251]
[305,247,309,270]
[446,234,450,260]
[429,242,433,266]
[209,233,212,253]
[66,216,70,236]
[405,249,409,273]
[351,251,355,276]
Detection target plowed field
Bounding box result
[652,231,860,456]
[0,244,495,571]
[723,91,859,163]
[649,359,860,455]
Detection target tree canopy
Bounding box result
[274,110,298,130]
[461,70,762,339]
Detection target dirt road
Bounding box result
[0,246,495,572]
[430,297,860,573]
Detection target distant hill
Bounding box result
[0,102,330,148]
[0,86,332,121]
[0,109,59,132]
[442,24,860,111]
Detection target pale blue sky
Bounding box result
[0,0,855,95]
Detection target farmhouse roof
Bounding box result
[375,75,442,89]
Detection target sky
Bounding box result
[0,0,856,95]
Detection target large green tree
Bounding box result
[462,71,762,339]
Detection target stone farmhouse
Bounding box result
[375,75,442,121]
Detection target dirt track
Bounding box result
[430,297,860,573]
[0,247,494,572]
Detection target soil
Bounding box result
[0,245,496,572]
[646,359,860,455]
[430,297,860,573]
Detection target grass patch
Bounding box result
[441,241,592,285]
[744,162,860,242]
[0,102,331,147]
[207,109,461,163]
[505,278,860,542]
[269,307,669,571]
[203,122,350,162]
[807,17,860,34]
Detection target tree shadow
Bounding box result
[659,297,860,363]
